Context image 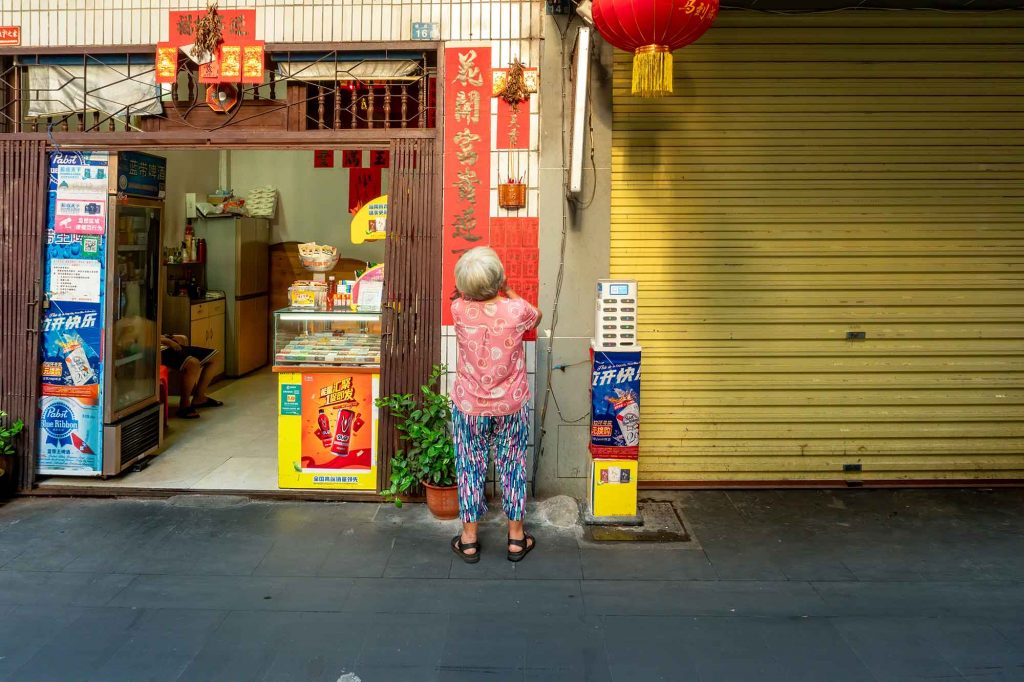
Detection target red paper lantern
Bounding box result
[592,0,719,97]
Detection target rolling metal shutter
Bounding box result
[610,13,1024,484]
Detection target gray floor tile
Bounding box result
[384,537,455,578]
[833,616,969,682]
[356,613,450,668]
[580,546,715,581]
[583,580,827,617]
[318,528,396,578]
[86,608,227,682]
[9,607,142,682]
[109,574,355,612]
[178,610,305,681]
[0,605,87,682]
[0,570,135,607]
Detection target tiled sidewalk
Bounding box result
[1,489,1022,681]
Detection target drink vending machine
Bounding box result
[586,279,642,524]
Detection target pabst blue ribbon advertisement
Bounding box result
[590,350,641,459]
[39,152,109,475]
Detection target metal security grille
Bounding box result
[379,136,441,487]
[611,13,1024,485]
[0,139,47,492]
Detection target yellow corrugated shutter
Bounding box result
[610,13,1024,484]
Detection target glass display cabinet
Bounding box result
[273,307,382,368]
[272,307,382,492]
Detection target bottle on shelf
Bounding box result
[184,220,195,262]
[326,276,336,311]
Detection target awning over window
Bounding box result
[25,63,163,118]
[276,60,421,82]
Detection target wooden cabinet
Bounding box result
[163,295,226,380]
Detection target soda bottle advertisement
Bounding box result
[590,350,642,458]
[301,373,374,470]
[38,152,109,475]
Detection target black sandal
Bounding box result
[507,533,535,563]
[177,406,200,419]
[194,398,224,408]
[451,535,481,564]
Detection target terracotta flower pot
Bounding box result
[422,481,459,520]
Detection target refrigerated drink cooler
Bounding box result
[39,151,165,478]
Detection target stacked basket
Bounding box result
[246,186,278,219]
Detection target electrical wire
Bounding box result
[532,14,592,496]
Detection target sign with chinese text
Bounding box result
[349,167,381,215]
[351,195,387,244]
[277,371,379,491]
[114,151,167,199]
[157,10,264,85]
[443,46,492,324]
[0,26,20,46]
[314,150,334,168]
[40,152,109,476]
[489,217,539,341]
[590,350,641,459]
[493,68,537,151]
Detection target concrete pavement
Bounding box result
[1,489,1022,681]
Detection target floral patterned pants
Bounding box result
[451,403,530,523]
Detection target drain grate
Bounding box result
[586,499,691,543]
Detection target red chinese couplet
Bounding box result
[496,98,531,151]
[349,167,381,214]
[442,46,492,325]
[314,150,334,168]
[369,150,390,169]
[489,217,540,340]
[342,150,363,169]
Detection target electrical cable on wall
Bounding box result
[532,14,594,496]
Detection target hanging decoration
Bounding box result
[155,7,264,86]
[591,0,719,97]
[493,61,537,152]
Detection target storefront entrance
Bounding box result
[13,138,440,498]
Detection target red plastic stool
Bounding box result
[159,365,170,422]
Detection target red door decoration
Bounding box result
[591,0,719,97]
[442,46,492,325]
[349,167,381,215]
[314,150,334,168]
[155,9,264,86]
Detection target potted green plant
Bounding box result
[0,410,25,484]
[375,364,458,519]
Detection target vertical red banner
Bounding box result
[443,46,492,325]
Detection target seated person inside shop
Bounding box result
[160,335,223,419]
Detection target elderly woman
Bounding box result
[449,247,542,563]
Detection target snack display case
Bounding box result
[273,307,381,491]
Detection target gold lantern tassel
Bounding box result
[632,45,673,97]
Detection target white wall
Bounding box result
[229,150,387,264]
[153,149,221,249]
[2,1,542,47]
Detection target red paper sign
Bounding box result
[314,150,334,168]
[369,150,390,169]
[489,218,539,340]
[496,99,530,151]
[442,47,492,325]
[349,167,381,215]
[342,150,363,169]
[164,10,263,85]
[0,26,21,47]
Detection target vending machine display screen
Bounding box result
[609,284,629,296]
